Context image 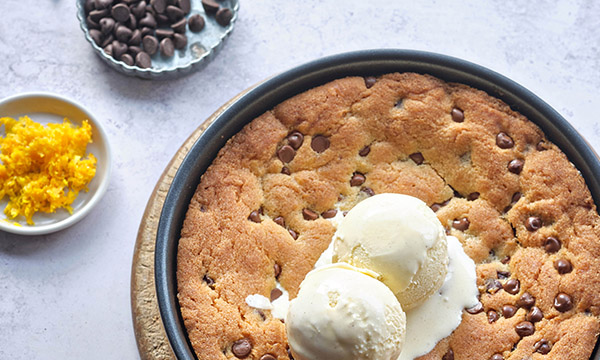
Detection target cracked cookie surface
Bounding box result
[177,73,600,360]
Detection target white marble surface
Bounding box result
[1,1,599,359]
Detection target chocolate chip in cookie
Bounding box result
[554,259,572,274]
[311,135,330,153]
[451,108,464,122]
[503,279,520,295]
[496,132,514,149]
[554,293,573,312]
[232,339,252,358]
[350,172,366,187]
[526,216,542,231]
[515,321,535,337]
[452,217,470,231]
[545,236,561,253]
[508,159,524,174]
[364,76,377,88]
[409,152,424,165]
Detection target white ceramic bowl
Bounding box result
[0,92,111,235]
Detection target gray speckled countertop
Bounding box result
[1,1,599,358]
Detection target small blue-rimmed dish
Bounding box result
[0,92,111,235]
[76,0,239,80]
[153,49,600,359]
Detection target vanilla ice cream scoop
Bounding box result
[286,263,406,360]
[333,193,449,309]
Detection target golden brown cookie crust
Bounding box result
[177,73,600,360]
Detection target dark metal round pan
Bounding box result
[155,49,600,359]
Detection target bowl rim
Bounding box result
[0,91,112,235]
[75,0,240,79]
[155,49,600,359]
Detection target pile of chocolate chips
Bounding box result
[84,0,233,69]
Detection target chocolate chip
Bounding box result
[104,44,113,56]
[142,35,159,55]
[487,310,499,323]
[467,192,480,201]
[515,321,535,337]
[311,135,330,153]
[270,288,283,302]
[156,28,174,39]
[554,259,572,274]
[274,263,281,278]
[188,14,205,32]
[202,0,220,13]
[534,339,551,354]
[508,159,524,174]
[274,216,285,227]
[115,25,133,42]
[232,339,252,358]
[512,192,522,203]
[288,229,298,240]
[502,305,517,318]
[111,40,128,60]
[99,17,116,35]
[361,187,375,197]
[496,132,515,149]
[140,26,153,37]
[260,355,277,360]
[343,211,348,217]
[466,302,483,314]
[442,349,454,360]
[525,216,542,231]
[544,237,561,253]
[131,1,147,18]
[94,0,112,9]
[139,12,157,28]
[135,51,152,69]
[536,140,548,151]
[287,131,304,150]
[89,29,103,46]
[248,210,261,223]
[87,15,101,30]
[178,0,191,13]
[321,209,337,219]
[486,279,502,294]
[359,145,370,157]
[127,13,137,30]
[409,152,424,165]
[364,76,377,88]
[554,293,573,312]
[451,108,464,122]
[517,292,535,308]
[129,29,142,45]
[216,8,233,26]
[501,256,511,264]
[431,203,442,212]
[277,145,296,163]
[166,5,184,21]
[302,208,319,221]
[151,0,167,13]
[350,172,366,187]
[171,18,187,33]
[287,347,295,360]
[173,33,187,49]
[89,8,109,22]
[111,3,130,22]
[490,354,504,360]
[121,53,134,66]
[203,274,215,288]
[497,270,510,279]
[85,0,96,13]
[281,167,291,175]
[452,217,470,231]
[527,306,543,323]
[503,279,520,295]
